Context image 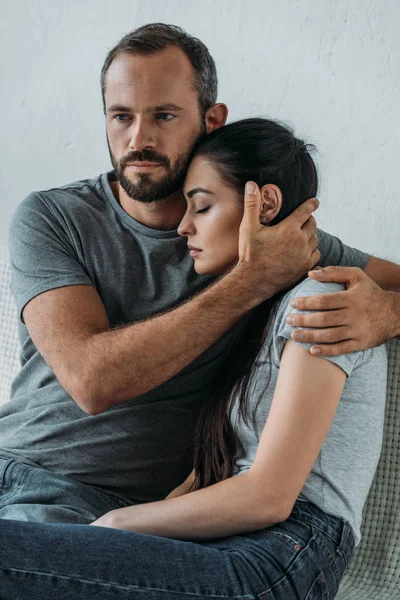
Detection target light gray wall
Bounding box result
[1,0,399,262]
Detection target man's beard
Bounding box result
[107,125,206,204]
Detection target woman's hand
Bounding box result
[90,510,121,529]
[90,470,196,532]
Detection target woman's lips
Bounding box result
[188,244,202,257]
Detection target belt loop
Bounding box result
[336,521,352,555]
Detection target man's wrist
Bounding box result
[226,263,277,311]
[386,291,400,338]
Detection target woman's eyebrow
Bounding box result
[186,187,215,199]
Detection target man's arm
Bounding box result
[23,186,319,415]
[364,255,400,291]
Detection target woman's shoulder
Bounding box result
[271,278,387,376]
[273,277,344,328]
[281,277,345,308]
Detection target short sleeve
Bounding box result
[272,278,364,377]
[9,192,94,322]
[317,229,370,269]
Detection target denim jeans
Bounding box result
[0,457,133,523]
[0,489,354,599]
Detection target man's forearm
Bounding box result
[364,256,400,292]
[80,266,270,414]
[387,291,400,339]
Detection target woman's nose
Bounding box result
[177,214,195,237]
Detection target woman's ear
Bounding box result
[259,184,283,224]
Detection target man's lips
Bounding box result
[126,162,163,171]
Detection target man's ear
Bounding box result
[205,103,228,133]
[259,184,283,224]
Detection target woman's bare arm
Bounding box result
[90,341,346,539]
[165,470,196,499]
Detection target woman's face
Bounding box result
[178,157,244,275]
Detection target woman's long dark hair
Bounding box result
[189,118,318,490]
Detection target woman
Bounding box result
[0,119,387,599]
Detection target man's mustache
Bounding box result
[120,151,170,168]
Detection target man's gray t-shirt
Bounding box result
[2,171,370,503]
[231,278,387,546]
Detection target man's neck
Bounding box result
[110,180,187,231]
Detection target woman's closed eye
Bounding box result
[195,207,210,214]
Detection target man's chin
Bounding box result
[118,178,180,204]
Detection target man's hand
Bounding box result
[287,266,400,356]
[236,182,320,302]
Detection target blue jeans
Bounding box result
[0,457,133,523]
[0,496,354,599]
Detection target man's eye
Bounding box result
[196,207,210,214]
[156,113,174,121]
[114,114,130,122]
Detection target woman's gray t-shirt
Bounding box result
[231,278,387,546]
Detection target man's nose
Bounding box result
[129,117,155,151]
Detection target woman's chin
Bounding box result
[193,260,217,276]
[194,258,235,277]
[194,263,212,275]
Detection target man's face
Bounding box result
[104,47,206,203]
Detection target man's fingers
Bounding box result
[310,249,321,268]
[310,340,359,357]
[287,198,319,228]
[308,265,363,285]
[302,215,317,237]
[291,325,351,344]
[287,308,348,329]
[241,181,262,230]
[291,291,348,311]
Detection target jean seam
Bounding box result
[0,459,14,491]
[0,567,256,599]
[92,489,128,511]
[0,461,33,499]
[303,572,329,600]
[311,528,341,590]
[296,515,338,548]
[337,522,354,565]
[261,530,303,549]
[256,533,316,597]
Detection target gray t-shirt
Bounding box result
[231,278,387,546]
[2,171,370,503]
